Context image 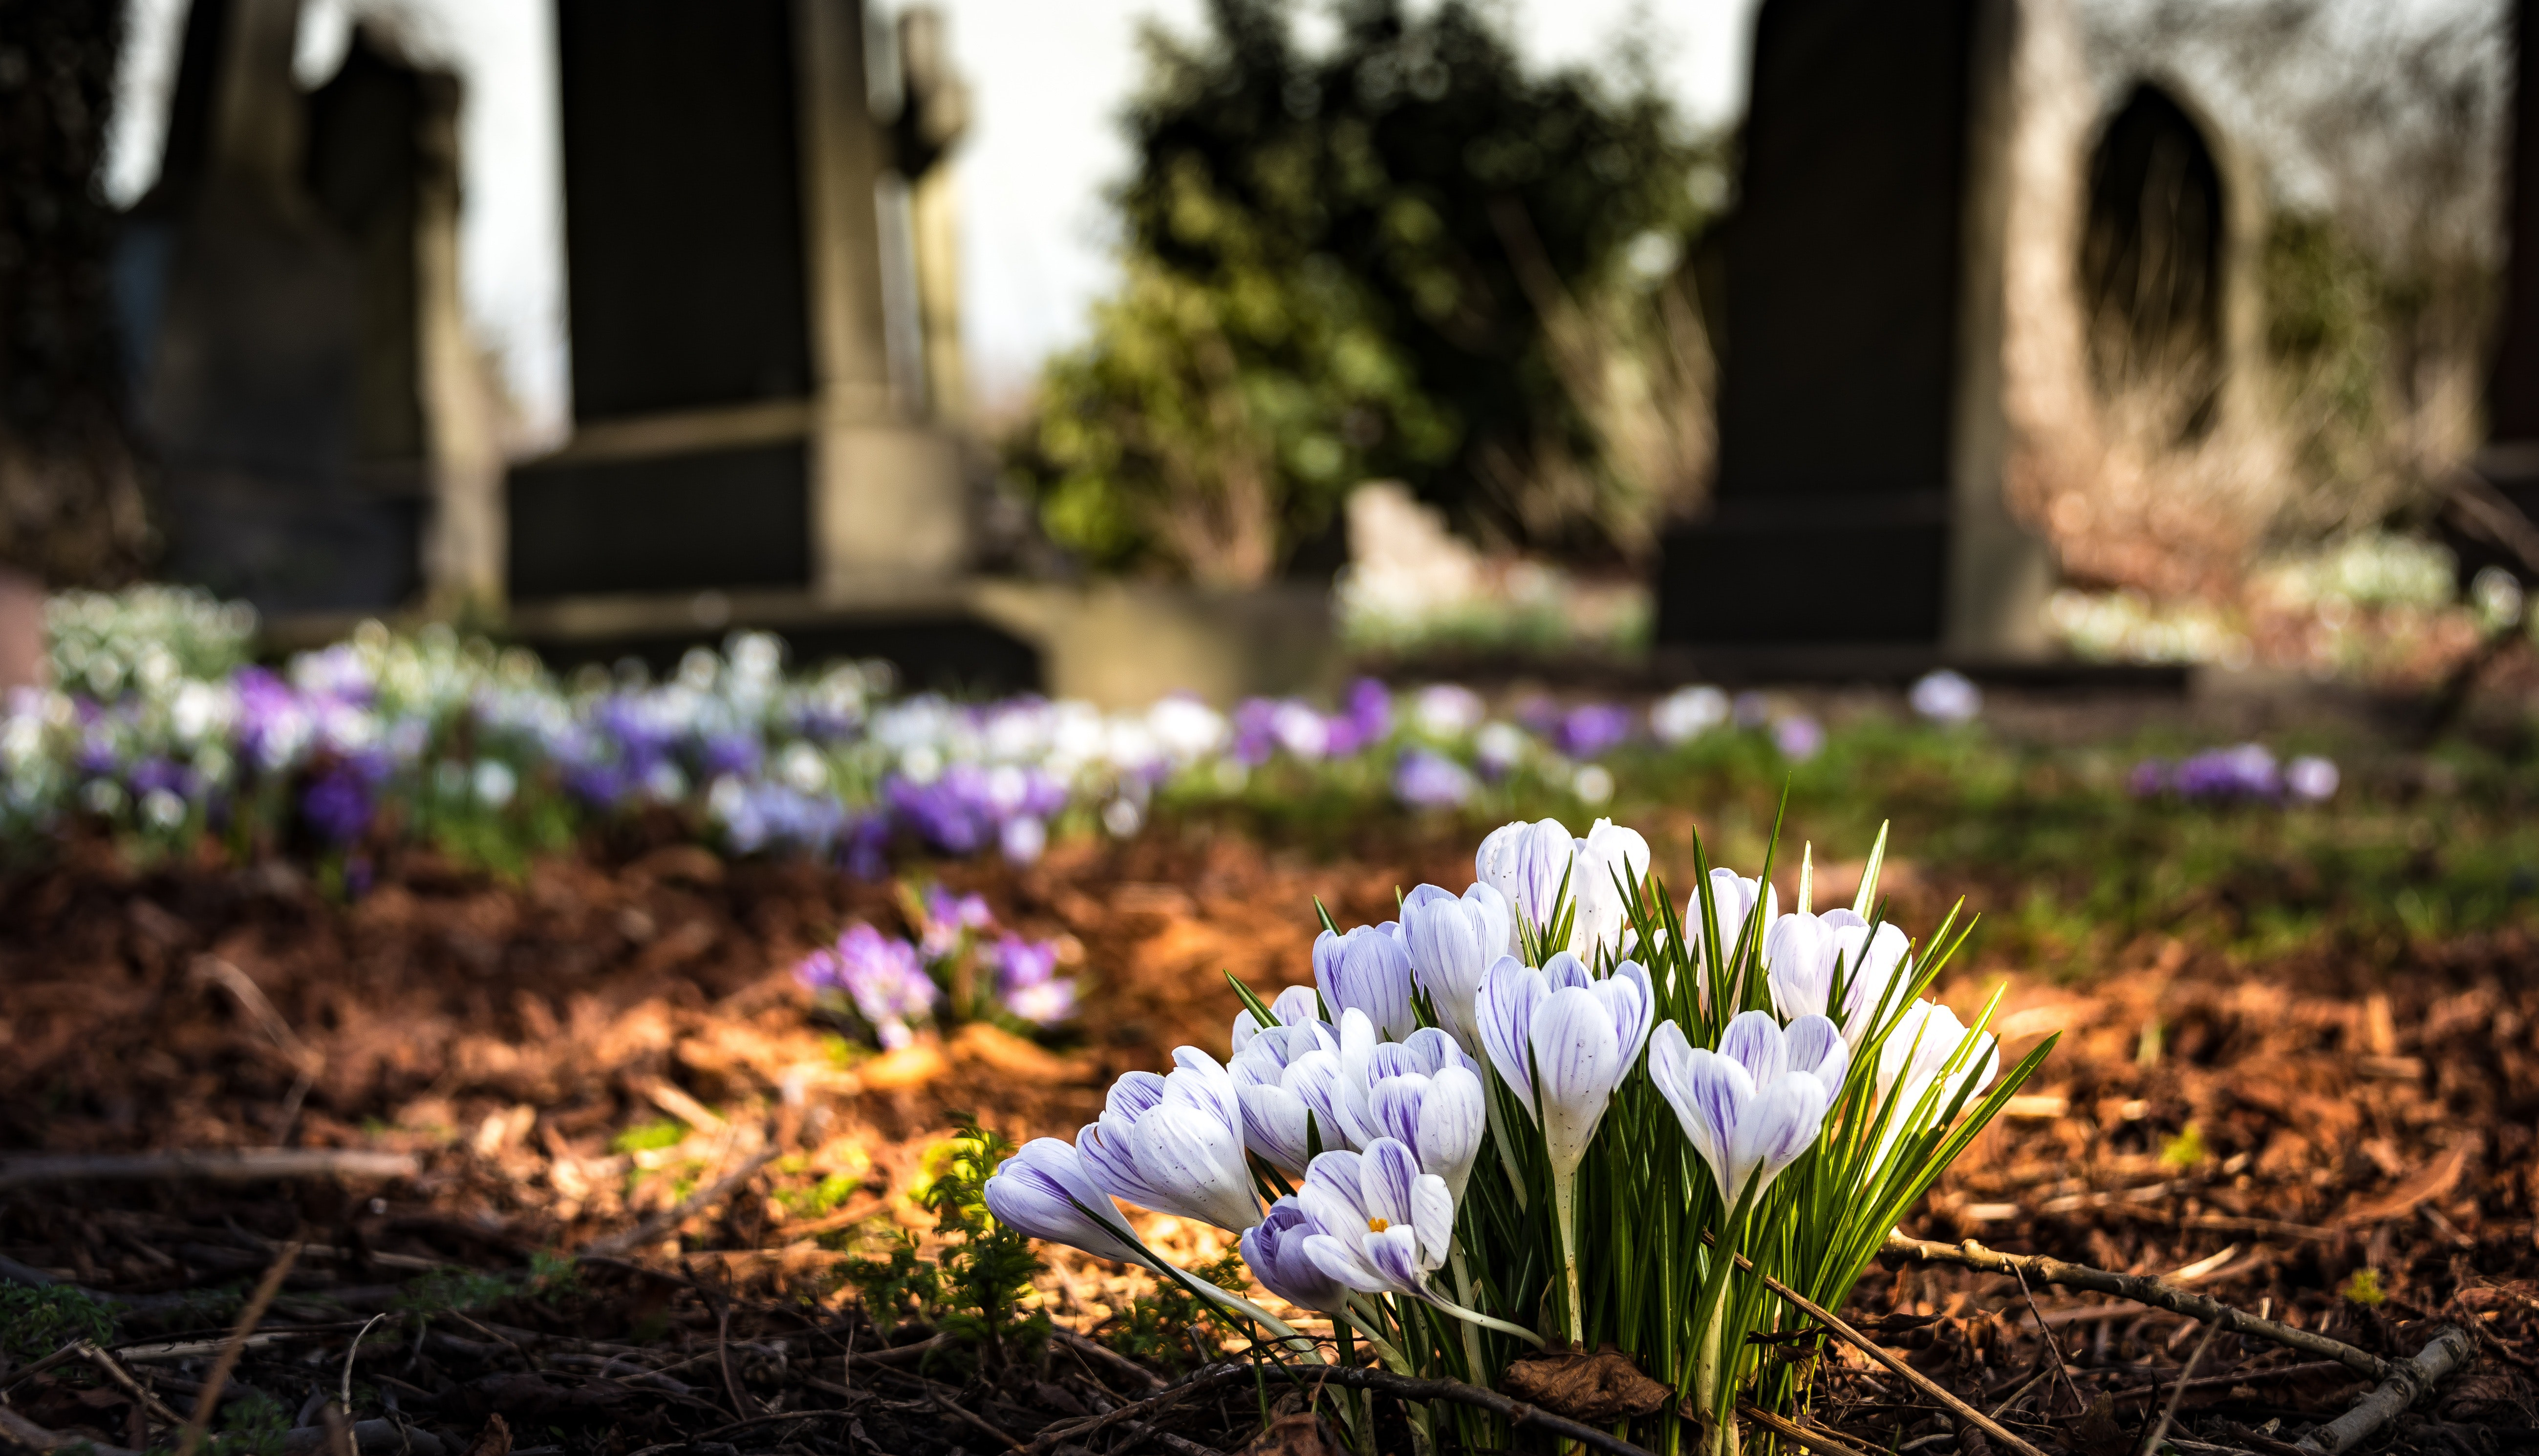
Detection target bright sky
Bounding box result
[104,0,1764,447]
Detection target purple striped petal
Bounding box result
[1476,956,1545,1119]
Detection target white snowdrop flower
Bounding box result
[1414,685,1484,739]
[1573,764,1614,805]
[1475,722,1528,774]
[899,742,944,784]
[778,741,829,793]
[141,789,187,831]
[1103,797,1144,837]
[1651,685,1728,744]
[473,759,518,810]
[1148,695,1229,760]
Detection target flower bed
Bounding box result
[984,814,2043,1451]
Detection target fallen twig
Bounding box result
[1025,1359,1653,1456]
[193,957,325,1144]
[0,1406,140,1456]
[73,1341,187,1428]
[1049,1326,1168,1392]
[1739,1402,1878,1456]
[1023,1363,1242,1454]
[581,1143,779,1258]
[0,1150,418,1189]
[1882,1234,2390,1383]
[2137,1319,2221,1456]
[173,1241,301,1456]
[1740,1262,2051,1456]
[932,1390,1026,1451]
[2294,1326,2476,1456]
[1301,1365,1655,1456]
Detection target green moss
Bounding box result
[610,1119,686,1154]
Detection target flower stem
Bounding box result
[1482,1084,1529,1211]
[1553,1167,1583,1347]
[1449,1244,1491,1379]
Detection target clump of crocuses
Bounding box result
[796,883,1079,1049]
[983,817,2048,1454]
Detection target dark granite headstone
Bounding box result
[1656,0,2043,662]
[509,0,974,602]
[2465,0,2539,587]
[506,0,818,599]
[122,0,440,615]
[552,0,812,420]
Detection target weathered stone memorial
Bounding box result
[1656,0,2058,667]
[121,0,485,615]
[2464,0,2539,585]
[506,0,970,605]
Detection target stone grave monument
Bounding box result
[2461,0,2539,585]
[506,0,970,604]
[1655,0,2061,667]
[120,0,494,617]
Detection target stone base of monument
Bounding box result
[269,579,1338,707]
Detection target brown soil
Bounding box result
[2,823,2534,1454]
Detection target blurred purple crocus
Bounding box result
[990,933,1077,1026]
[2285,755,2340,803]
[301,753,390,845]
[1773,715,1825,761]
[1556,704,1634,760]
[1393,749,1477,810]
[921,886,995,958]
[798,924,940,1049]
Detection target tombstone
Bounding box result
[1655,0,2057,665]
[119,0,488,616]
[507,0,971,603]
[2463,0,2539,585]
[2076,82,2265,447]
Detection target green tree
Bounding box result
[1010,0,1720,582]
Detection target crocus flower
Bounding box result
[1766,909,1914,1047]
[1868,1001,2000,1175]
[1875,1001,1999,1108]
[1774,715,1825,761]
[1650,685,1728,744]
[984,1137,1155,1268]
[996,1136,1315,1351]
[1365,1065,1485,1201]
[1685,868,1778,1006]
[1230,984,1324,1056]
[1909,670,1982,724]
[1571,818,1653,959]
[1475,953,1655,1171]
[1400,881,1511,1054]
[1556,703,1634,759]
[1480,944,1659,1340]
[1476,816,1651,959]
[1647,1011,1844,1208]
[2285,755,2339,802]
[1393,749,1477,809]
[1241,1199,1353,1313]
[798,925,940,1049]
[1313,923,1417,1042]
[1475,818,1576,943]
[1078,1049,1262,1231]
[1232,1022,1361,1173]
[1297,1139,1454,1300]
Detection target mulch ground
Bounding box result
[3,817,2537,1455]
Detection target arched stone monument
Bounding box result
[1654,0,2075,670]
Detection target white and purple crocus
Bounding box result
[1648,1010,1848,1210]
[1474,949,1655,1341]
